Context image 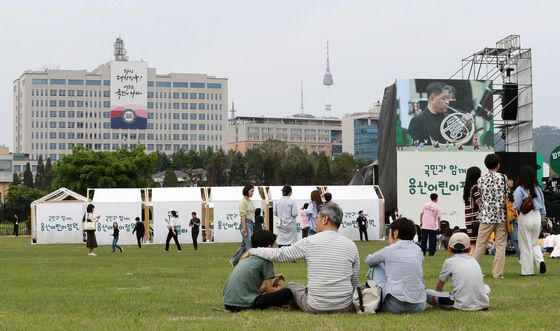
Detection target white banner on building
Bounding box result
[110,61,148,129]
[36,202,87,244]
[397,152,487,228]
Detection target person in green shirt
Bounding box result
[223,230,292,312]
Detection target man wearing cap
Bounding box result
[248,203,359,313]
[274,185,299,247]
[426,232,490,311]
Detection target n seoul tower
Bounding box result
[322,41,334,114]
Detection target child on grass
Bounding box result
[426,232,490,311]
[223,230,292,312]
[111,222,123,253]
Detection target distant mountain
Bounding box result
[534,126,560,163]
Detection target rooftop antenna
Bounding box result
[230,102,237,119]
[322,41,334,114]
[114,36,129,61]
[300,78,304,114]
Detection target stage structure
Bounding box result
[451,35,533,152]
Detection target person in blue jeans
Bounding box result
[230,185,256,266]
[365,217,426,313]
[111,222,123,253]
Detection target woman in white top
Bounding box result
[162,210,182,253]
[84,204,101,256]
[513,166,546,275]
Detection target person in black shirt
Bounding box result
[189,212,201,250]
[356,210,368,242]
[132,217,145,248]
[111,222,123,253]
[13,214,19,237]
[408,82,451,145]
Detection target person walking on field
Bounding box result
[189,212,201,250]
[356,210,368,242]
[513,166,547,275]
[274,185,299,248]
[230,185,256,266]
[132,217,145,248]
[472,153,509,279]
[420,193,441,256]
[13,214,19,237]
[162,210,182,254]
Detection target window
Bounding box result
[58,132,66,139]
[181,103,188,110]
[50,143,57,149]
[50,100,57,107]
[172,92,180,99]
[77,90,84,97]
[32,78,48,84]
[103,101,110,108]
[59,121,66,128]
[67,111,75,118]
[147,91,154,98]
[173,123,180,130]
[77,111,84,118]
[190,113,197,120]
[68,79,84,85]
[147,123,154,129]
[207,83,222,89]
[58,90,66,96]
[68,90,75,97]
[59,143,66,149]
[50,79,66,85]
[103,91,110,97]
[103,80,110,86]
[190,93,197,99]
[67,100,75,107]
[190,124,197,130]
[198,93,206,99]
[198,103,205,110]
[50,121,57,128]
[76,101,84,107]
[148,102,154,109]
[49,132,57,139]
[198,124,205,130]
[173,82,189,88]
[50,89,57,96]
[181,92,188,99]
[67,122,75,128]
[147,81,154,87]
[182,123,188,130]
[49,110,57,117]
[190,82,205,88]
[58,100,66,107]
[173,103,180,109]
[156,81,171,88]
[86,80,101,86]
[190,103,197,110]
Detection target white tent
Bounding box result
[150,187,204,245]
[90,188,143,245]
[211,186,264,243]
[31,187,88,244]
[324,185,384,240]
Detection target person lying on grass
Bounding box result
[223,230,291,312]
[426,232,490,311]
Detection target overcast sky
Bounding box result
[1,0,559,150]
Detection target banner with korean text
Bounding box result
[110,61,148,129]
[397,152,486,228]
[36,202,87,244]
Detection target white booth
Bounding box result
[150,187,203,245]
[211,186,264,243]
[31,188,88,244]
[90,188,143,245]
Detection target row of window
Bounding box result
[32,110,223,121]
[32,78,223,90]
[31,89,224,100]
[31,99,223,111]
[246,135,331,143]
[31,132,222,144]
[31,121,224,131]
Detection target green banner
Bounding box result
[550,145,560,175]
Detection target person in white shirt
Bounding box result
[426,232,490,311]
[162,210,182,253]
[274,185,299,247]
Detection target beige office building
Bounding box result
[13,40,228,161]
[228,115,342,156]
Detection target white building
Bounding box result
[13,39,228,161]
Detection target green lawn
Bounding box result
[0,236,556,331]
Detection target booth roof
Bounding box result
[211,186,263,201]
[268,186,320,200]
[325,185,379,200]
[92,188,142,203]
[151,187,202,202]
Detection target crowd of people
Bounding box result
[222,153,553,314]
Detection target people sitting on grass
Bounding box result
[426,232,490,311]
[248,203,360,313]
[223,230,292,312]
[364,217,426,314]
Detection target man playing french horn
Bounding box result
[408,82,473,146]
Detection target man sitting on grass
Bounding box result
[248,203,359,313]
[222,230,292,312]
[426,232,490,311]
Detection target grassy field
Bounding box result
[0,236,557,331]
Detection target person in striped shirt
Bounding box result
[248,202,359,313]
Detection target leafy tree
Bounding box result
[12,173,21,186]
[185,150,204,169]
[206,149,227,186]
[331,153,357,184]
[315,152,332,184]
[153,151,171,172]
[53,146,156,195]
[44,158,54,191]
[260,141,287,185]
[280,147,315,185]
[171,150,189,170]
[35,155,45,190]
[226,150,246,185]
[6,185,46,220]
[245,148,265,184]
[162,169,179,187]
[23,163,34,188]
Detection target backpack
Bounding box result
[353,280,381,314]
